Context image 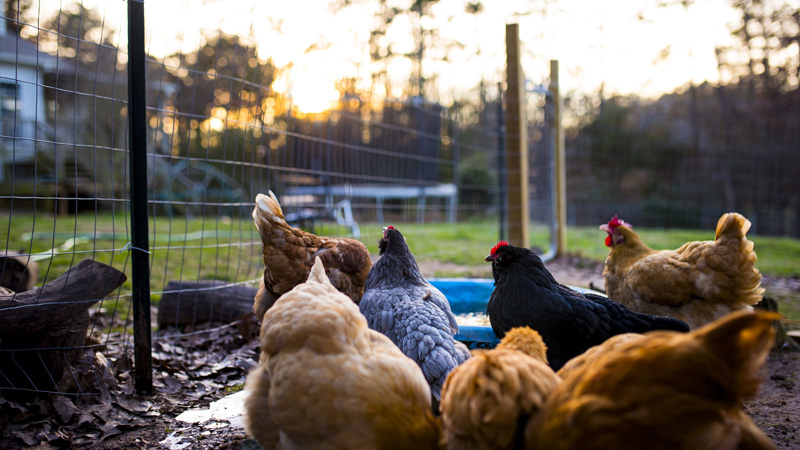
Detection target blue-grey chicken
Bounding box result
[360,226,470,402]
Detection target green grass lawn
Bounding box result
[1,211,265,325]
[2,213,798,322]
[4,213,799,287]
[359,219,800,278]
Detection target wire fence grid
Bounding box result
[2,0,797,398]
[0,1,554,396]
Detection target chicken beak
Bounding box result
[599,224,610,232]
[484,255,493,262]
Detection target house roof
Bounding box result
[0,32,57,71]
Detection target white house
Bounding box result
[0,17,56,182]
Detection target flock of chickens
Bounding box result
[244,191,778,450]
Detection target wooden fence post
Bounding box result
[550,60,567,256]
[505,24,529,248]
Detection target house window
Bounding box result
[1,82,20,136]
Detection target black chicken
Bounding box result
[485,241,690,370]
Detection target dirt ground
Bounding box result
[2,255,799,450]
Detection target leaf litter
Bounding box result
[0,308,261,449]
[2,257,799,449]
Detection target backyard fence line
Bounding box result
[0,3,558,399]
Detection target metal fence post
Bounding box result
[127,0,153,396]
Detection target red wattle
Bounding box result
[605,235,612,247]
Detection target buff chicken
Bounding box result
[527,310,780,450]
[440,326,561,450]
[601,213,764,329]
[243,257,442,450]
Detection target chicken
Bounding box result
[359,225,470,402]
[554,332,643,381]
[244,257,442,450]
[601,213,764,329]
[485,241,689,370]
[440,327,561,450]
[252,191,372,320]
[527,310,780,450]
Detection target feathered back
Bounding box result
[441,327,560,450]
[261,258,367,357]
[556,333,643,380]
[245,257,443,450]
[360,226,467,402]
[530,311,780,450]
[495,326,549,364]
[251,191,372,320]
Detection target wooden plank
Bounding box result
[505,23,529,247]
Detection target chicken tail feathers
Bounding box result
[421,345,463,402]
[715,212,750,241]
[253,191,285,231]
[307,257,328,285]
[713,212,764,306]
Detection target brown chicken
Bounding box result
[554,332,643,381]
[252,191,372,320]
[244,257,442,450]
[526,310,780,450]
[440,327,561,450]
[601,213,764,329]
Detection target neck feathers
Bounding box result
[367,244,426,288]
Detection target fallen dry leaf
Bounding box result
[51,395,77,423]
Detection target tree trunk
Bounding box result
[157,280,259,329]
[0,259,126,393]
[0,250,38,293]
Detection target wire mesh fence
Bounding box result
[0,1,554,397]
[566,87,800,236]
[3,0,796,402]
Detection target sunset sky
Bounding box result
[23,0,746,113]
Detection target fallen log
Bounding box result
[157,280,261,328]
[0,259,126,393]
[0,249,38,293]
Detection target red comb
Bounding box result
[608,215,632,229]
[490,240,508,255]
[386,225,395,230]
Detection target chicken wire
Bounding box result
[566,89,800,236]
[0,1,555,396]
[0,0,136,396]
